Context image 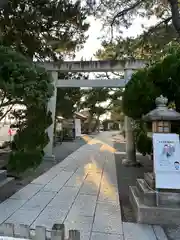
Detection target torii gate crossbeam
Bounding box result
[38,59,145,72]
[56,79,126,88]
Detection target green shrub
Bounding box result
[8,150,43,174]
[133,120,152,156]
[136,131,152,156]
[0,46,54,174]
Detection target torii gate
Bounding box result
[39,60,145,163]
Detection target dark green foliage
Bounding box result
[8,150,43,174]
[133,121,152,156]
[0,45,53,106]
[122,68,160,119]
[0,0,89,59]
[0,0,89,173]
[123,43,180,119]
[136,132,152,156]
[0,45,53,173]
[13,107,52,151]
[122,44,180,155]
[56,73,88,119]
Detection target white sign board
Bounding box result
[153,133,180,189]
[75,118,81,137]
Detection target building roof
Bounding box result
[74,112,87,120]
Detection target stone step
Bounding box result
[0,177,14,189]
[136,178,180,207]
[136,179,156,206]
[144,172,155,189]
[0,170,7,181]
[129,185,180,225]
[157,191,180,207]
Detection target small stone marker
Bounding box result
[0,223,80,240]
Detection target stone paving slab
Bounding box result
[0,198,27,224]
[65,172,87,188]
[0,132,169,240]
[10,183,43,200]
[123,222,164,240]
[69,194,97,217]
[6,208,41,226]
[79,173,101,195]
[20,190,57,210]
[91,232,124,240]
[42,171,74,192]
[31,207,67,230]
[92,200,123,235]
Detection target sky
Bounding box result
[75,16,158,60]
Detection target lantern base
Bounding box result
[129,174,180,225]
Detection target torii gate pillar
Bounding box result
[123,69,136,166]
[43,71,57,161]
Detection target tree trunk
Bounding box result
[168,0,180,37]
[0,0,7,10]
[87,114,93,133]
[92,115,100,132]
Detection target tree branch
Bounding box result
[0,104,14,122]
[0,100,24,108]
[168,0,180,37]
[111,0,145,26]
[0,92,7,107]
[144,16,172,36]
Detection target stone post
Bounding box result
[122,69,137,166]
[44,71,57,161]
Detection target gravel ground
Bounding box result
[114,145,153,222]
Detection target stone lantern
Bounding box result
[129,95,180,225]
[142,95,180,186]
[143,95,180,133]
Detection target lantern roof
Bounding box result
[142,95,180,121]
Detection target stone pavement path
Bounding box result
[0,132,168,240]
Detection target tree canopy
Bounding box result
[95,0,180,37]
[0,0,89,59]
[95,0,180,62]
[96,24,177,61]
[122,43,180,119]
